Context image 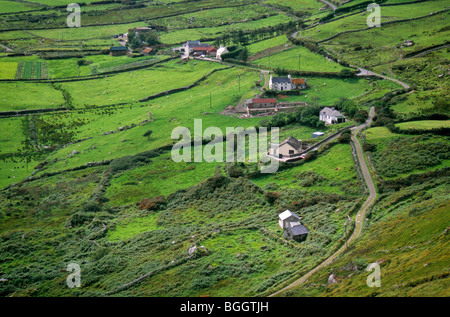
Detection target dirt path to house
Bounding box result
[0,43,13,53]
[320,0,338,11]
[356,67,410,89]
[268,107,377,297]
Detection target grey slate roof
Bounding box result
[289,224,309,236]
[110,46,127,51]
[321,107,345,118]
[186,40,201,45]
[279,136,303,151]
[271,77,291,84]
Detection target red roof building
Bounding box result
[245,98,278,109]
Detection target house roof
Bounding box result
[142,47,152,53]
[186,40,201,45]
[271,77,291,84]
[110,46,127,51]
[289,224,309,236]
[279,136,303,151]
[193,47,216,52]
[279,210,300,221]
[291,78,307,85]
[251,98,277,104]
[321,107,345,118]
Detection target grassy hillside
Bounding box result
[0,0,448,298]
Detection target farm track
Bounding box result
[0,43,13,52]
[320,0,338,11]
[268,107,377,297]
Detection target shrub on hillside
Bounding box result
[264,191,281,204]
[138,195,167,211]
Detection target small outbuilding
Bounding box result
[110,46,127,56]
[284,223,309,242]
[270,136,305,158]
[278,210,309,242]
[312,131,325,138]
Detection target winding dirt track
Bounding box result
[268,107,377,297]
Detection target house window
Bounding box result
[289,150,294,155]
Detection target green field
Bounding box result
[0,62,18,79]
[252,45,350,72]
[0,82,65,111]
[0,0,448,299]
[396,120,450,130]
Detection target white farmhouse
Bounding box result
[319,107,346,124]
[269,75,292,91]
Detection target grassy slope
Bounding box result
[281,176,450,297]
[0,0,448,298]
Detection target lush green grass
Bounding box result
[266,0,324,13]
[247,35,290,57]
[252,45,350,73]
[0,117,26,153]
[159,14,296,44]
[389,90,444,114]
[367,134,449,178]
[0,0,37,13]
[282,176,450,297]
[395,120,450,130]
[30,65,262,176]
[0,0,448,299]
[0,62,18,79]
[59,59,226,107]
[152,4,276,30]
[272,76,372,106]
[321,11,450,68]
[365,127,402,141]
[0,82,65,111]
[252,143,359,194]
[300,0,449,42]
[45,54,166,79]
[106,152,222,206]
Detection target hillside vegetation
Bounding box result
[0,0,448,297]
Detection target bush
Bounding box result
[338,133,351,144]
[304,151,317,161]
[138,195,167,211]
[264,191,281,204]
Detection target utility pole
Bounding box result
[238,75,241,92]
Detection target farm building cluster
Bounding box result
[110,27,157,57]
[269,74,308,91]
[172,40,229,60]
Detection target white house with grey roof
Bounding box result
[319,107,346,124]
[269,74,307,91]
[278,210,309,242]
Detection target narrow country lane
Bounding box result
[268,107,377,297]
